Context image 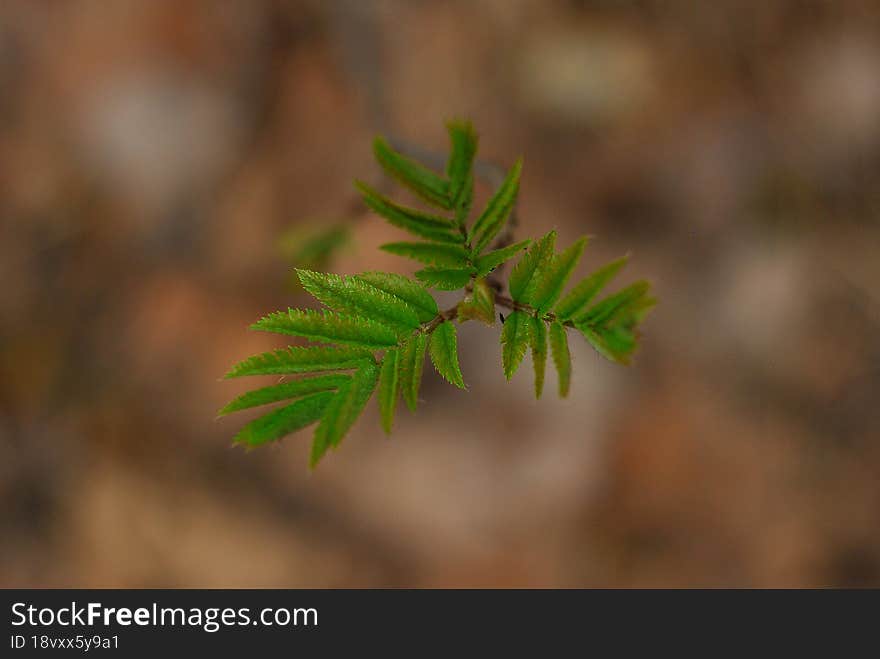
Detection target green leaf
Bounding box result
[251,309,398,349]
[529,316,547,398]
[533,237,589,314]
[468,158,523,253]
[297,269,420,331]
[446,120,478,208]
[415,267,474,291]
[234,391,335,447]
[381,241,470,267]
[373,136,451,209]
[219,374,349,416]
[509,230,556,303]
[378,348,400,434]
[225,346,373,379]
[454,172,474,228]
[354,271,439,323]
[576,281,651,326]
[399,332,427,411]
[355,181,461,243]
[500,310,529,380]
[614,294,657,328]
[577,324,637,365]
[311,359,379,467]
[474,239,531,276]
[554,255,629,320]
[457,277,496,325]
[429,321,466,389]
[549,321,571,398]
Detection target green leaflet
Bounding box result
[225,346,373,378]
[251,308,398,349]
[429,321,466,389]
[615,294,657,329]
[554,255,629,320]
[219,374,349,416]
[532,237,588,314]
[474,239,531,276]
[500,310,529,380]
[381,241,470,268]
[577,324,637,365]
[373,136,451,209]
[576,281,651,326]
[297,269,420,331]
[509,231,556,303]
[354,271,438,323]
[311,359,379,467]
[574,283,654,365]
[399,331,428,411]
[446,120,478,208]
[529,316,547,399]
[457,277,495,325]
[378,348,400,434]
[468,158,523,254]
[234,391,335,447]
[549,321,571,398]
[355,181,461,243]
[454,172,474,228]
[415,267,474,291]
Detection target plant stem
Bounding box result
[423,304,460,333]
[423,293,578,334]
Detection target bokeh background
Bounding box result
[2,0,880,588]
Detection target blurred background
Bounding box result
[2,0,879,588]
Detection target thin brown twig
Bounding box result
[423,294,578,334]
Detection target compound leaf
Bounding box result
[429,321,466,389]
[549,321,571,398]
[311,359,379,467]
[251,309,398,349]
[500,310,529,380]
[234,391,336,448]
[219,374,349,416]
[373,136,451,209]
[223,119,656,465]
